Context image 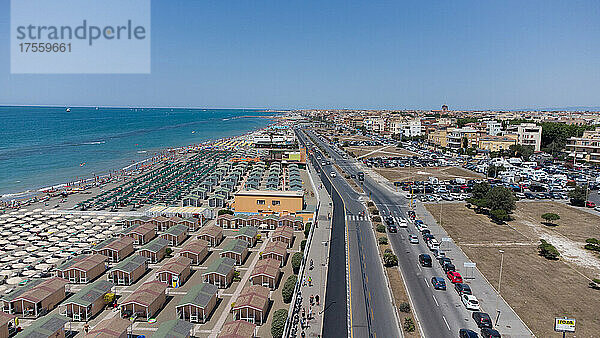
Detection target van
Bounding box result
[428,239,440,251]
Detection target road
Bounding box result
[298,129,401,338]
[304,127,533,338]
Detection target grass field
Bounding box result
[425,202,600,337]
[376,166,483,182]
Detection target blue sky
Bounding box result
[0,0,599,109]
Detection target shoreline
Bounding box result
[1,118,278,203]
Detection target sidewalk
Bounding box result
[296,163,333,338]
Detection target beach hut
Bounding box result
[151,216,174,232]
[216,214,234,228]
[123,216,151,228]
[220,239,249,265]
[190,187,208,200]
[178,216,202,231]
[120,280,167,321]
[232,285,270,325]
[108,255,148,286]
[197,224,223,247]
[250,258,280,290]
[160,224,188,246]
[120,222,156,245]
[202,257,235,288]
[208,195,225,208]
[92,236,134,262]
[179,239,209,265]
[85,317,131,338]
[60,280,114,321]
[175,283,218,323]
[247,215,264,228]
[2,277,68,317]
[262,215,278,230]
[261,241,288,267]
[137,237,169,263]
[244,181,260,190]
[235,226,258,247]
[0,312,16,338]
[200,180,215,192]
[215,187,230,200]
[218,320,256,338]
[55,254,108,283]
[152,319,193,338]
[233,214,248,229]
[272,225,294,248]
[18,314,69,338]
[155,256,192,288]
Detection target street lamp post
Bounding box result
[495,249,505,325]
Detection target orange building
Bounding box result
[233,190,303,216]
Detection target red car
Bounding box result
[586,201,596,208]
[447,271,463,283]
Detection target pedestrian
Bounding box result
[301,330,306,338]
[310,294,314,305]
[84,323,89,334]
[315,294,320,306]
[309,307,313,320]
[302,307,306,319]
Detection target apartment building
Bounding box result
[427,129,448,148]
[447,127,478,149]
[506,123,542,151]
[477,135,517,152]
[363,116,386,133]
[566,127,600,164]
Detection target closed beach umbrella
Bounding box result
[58,242,69,247]
[22,270,37,277]
[48,221,58,225]
[35,263,52,270]
[47,247,61,252]
[13,263,27,269]
[13,251,27,257]
[23,257,38,263]
[16,240,28,247]
[66,221,76,226]
[5,245,17,251]
[6,277,23,285]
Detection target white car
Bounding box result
[461,294,480,311]
[416,223,428,232]
[398,219,408,228]
[330,172,337,178]
[409,234,419,244]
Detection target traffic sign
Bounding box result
[555,318,575,332]
[441,237,452,242]
[464,262,476,268]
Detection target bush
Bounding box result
[282,275,297,303]
[291,252,303,274]
[398,302,410,313]
[300,239,307,252]
[403,317,416,332]
[568,185,587,207]
[304,223,312,238]
[372,216,382,223]
[584,239,600,252]
[371,208,379,215]
[376,224,386,233]
[538,239,560,260]
[271,309,288,338]
[383,252,398,267]
[218,209,234,216]
[384,248,393,255]
[165,247,173,256]
[378,236,388,245]
[233,270,241,282]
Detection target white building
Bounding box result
[486,120,502,136]
[506,123,542,151]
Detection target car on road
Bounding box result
[439,256,452,266]
[350,174,356,179]
[321,161,326,166]
[419,254,432,267]
[388,225,398,233]
[407,210,416,219]
[461,294,481,311]
[330,172,336,178]
[459,329,479,338]
[443,262,456,273]
[447,271,463,283]
[480,328,502,338]
[431,277,446,290]
[455,283,472,295]
[398,219,408,228]
[586,200,596,208]
[472,312,493,329]
[385,217,394,225]
[409,234,419,244]
[427,238,440,251]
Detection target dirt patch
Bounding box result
[376,166,483,182]
[426,202,600,337]
[345,146,415,158]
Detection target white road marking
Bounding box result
[442,315,451,331]
[432,294,439,306]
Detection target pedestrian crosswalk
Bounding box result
[346,214,367,221]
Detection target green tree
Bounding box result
[376,224,386,233]
[509,144,534,159]
[271,309,288,338]
[403,317,416,332]
[300,239,307,252]
[291,252,303,274]
[568,185,587,207]
[304,222,312,238]
[490,209,509,224]
[541,213,560,226]
[485,187,516,213]
[487,165,506,178]
[471,182,491,199]
[378,236,388,245]
[218,209,234,216]
[282,275,297,303]
[538,239,560,260]
[383,252,398,267]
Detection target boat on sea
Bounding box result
[66,108,71,112]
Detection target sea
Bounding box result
[0,106,276,197]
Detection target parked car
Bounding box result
[443,263,456,273]
[428,238,440,251]
[419,254,433,267]
[431,277,446,290]
[462,294,481,311]
[447,271,463,283]
[388,225,398,233]
[439,256,452,266]
[459,329,479,338]
[586,201,596,208]
[385,217,394,225]
[472,312,493,329]
[409,234,419,244]
[455,283,472,295]
[480,328,501,338]
[398,219,408,228]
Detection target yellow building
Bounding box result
[477,135,517,152]
[428,129,448,147]
[233,190,304,216]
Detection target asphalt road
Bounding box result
[298,129,400,338]
[305,128,533,338]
